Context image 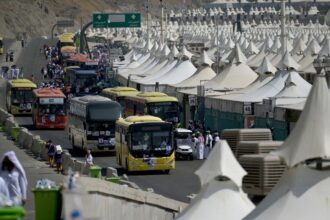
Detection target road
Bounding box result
[0,38,203,203]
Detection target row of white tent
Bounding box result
[169,5,306,18]
[175,72,330,220]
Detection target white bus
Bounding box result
[68,95,121,151]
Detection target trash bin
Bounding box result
[11,127,21,140]
[32,186,62,220]
[105,176,121,184]
[0,126,4,132]
[89,166,101,178]
[0,206,25,220]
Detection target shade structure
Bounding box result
[176,179,255,220]
[195,140,247,188]
[244,165,330,220]
[272,75,330,167]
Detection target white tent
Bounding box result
[272,75,330,167]
[143,60,197,85]
[195,140,247,187]
[176,179,255,220]
[172,66,216,89]
[205,62,258,91]
[244,165,330,220]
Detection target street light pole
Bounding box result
[280,0,287,57]
[160,0,164,44]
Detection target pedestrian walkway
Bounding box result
[0,132,64,220]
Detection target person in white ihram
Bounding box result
[196,131,205,160]
[85,150,93,167]
[0,151,28,205]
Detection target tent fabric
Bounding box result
[244,165,330,220]
[255,57,277,75]
[172,66,216,88]
[205,62,258,91]
[176,180,255,220]
[136,59,178,83]
[272,75,330,167]
[142,60,197,85]
[221,70,310,103]
[195,140,247,188]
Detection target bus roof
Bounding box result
[118,115,163,125]
[127,92,178,103]
[71,95,112,104]
[102,87,139,97]
[33,88,66,98]
[66,68,96,75]
[8,79,37,88]
[59,32,75,38]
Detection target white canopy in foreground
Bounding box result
[272,75,330,167]
[244,165,330,220]
[195,140,247,188]
[176,180,255,220]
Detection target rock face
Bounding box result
[0,0,199,39]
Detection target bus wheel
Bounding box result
[71,137,76,149]
[163,170,170,174]
[125,159,130,174]
[118,155,122,166]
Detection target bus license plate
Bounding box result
[98,138,104,144]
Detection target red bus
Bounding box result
[32,88,68,129]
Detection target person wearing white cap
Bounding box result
[54,145,63,174]
[0,151,28,205]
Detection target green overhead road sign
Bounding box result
[92,13,141,28]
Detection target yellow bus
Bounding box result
[124,92,180,125]
[115,115,175,173]
[101,87,139,108]
[6,79,37,115]
[0,37,3,55]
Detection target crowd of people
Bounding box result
[187,120,221,160]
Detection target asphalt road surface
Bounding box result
[0,38,203,203]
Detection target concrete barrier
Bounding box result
[4,117,18,134]
[62,177,187,220]
[74,160,84,174]
[106,167,118,177]
[62,152,72,173]
[17,127,29,147]
[31,135,43,156]
[0,109,12,125]
[23,132,34,149]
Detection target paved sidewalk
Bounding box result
[0,132,64,220]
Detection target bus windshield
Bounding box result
[38,104,65,116]
[87,103,121,122]
[148,102,179,123]
[60,42,74,47]
[131,131,172,157]
[87,122,116,139]
[12,89,34,103]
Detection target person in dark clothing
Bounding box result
[46,140,55,167]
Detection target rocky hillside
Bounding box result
[0,0,203,39]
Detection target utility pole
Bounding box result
[280,0,287,56]
[216,14,220,75]
[160,0,164,44]
[146,0,150,43]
